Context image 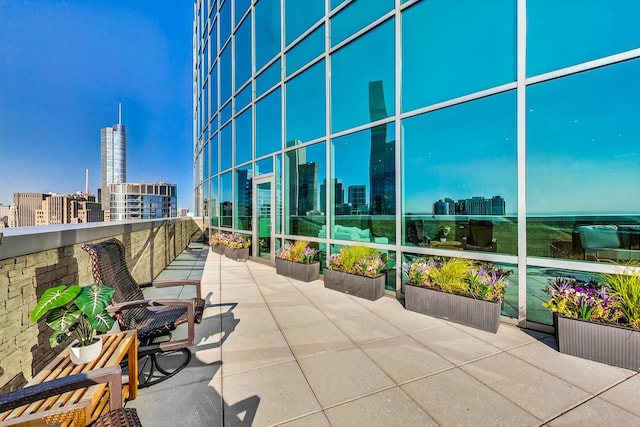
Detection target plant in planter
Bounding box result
[31,283,116,364]
[403,257,511,333]
[324,245,387,300]
[209,232,227,254]
[224,233,251,261]
[275,240,320,282]
[543,272,640,370]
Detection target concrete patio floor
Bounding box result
[127,244,640,426]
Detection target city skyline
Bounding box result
[0,1,193,209]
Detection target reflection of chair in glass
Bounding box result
[463,220,497,252]
[406,219,429,245]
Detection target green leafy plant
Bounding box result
[31,284,116,348]
[403,257,511,302]
[327,245,386,278]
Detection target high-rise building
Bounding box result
[108,183,177,220]
[368,81,395,215]
[348,185,367,215]
[320,179,344,213]
[101,105,126,209]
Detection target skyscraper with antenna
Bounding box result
[100,103,127,210]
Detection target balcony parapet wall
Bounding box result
[0,218,203,392]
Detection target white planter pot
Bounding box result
[69,336,103,365]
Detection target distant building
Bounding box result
[177,207,190,217]
[13,193,46,226]
[0,204,11,227]
[108,183,177,220]
[348,185,367,214]
[101,105,126,211]
[432,196,506,216]
[320,179,344,213]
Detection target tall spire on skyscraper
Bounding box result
[118,102,122,125]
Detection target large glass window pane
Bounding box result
[235,107,252,165]
[255,0,281,71]
[220,101,232,125]
[285,61,326,146]
[331,124,396,244]
[235,165,253,230]
[203,142,210,181]
[234,0,251,26]
[285,0,324,45]
[527,0,640,77]
[211,63,219,112]
[234,13,252,91]
[527,60,640,263]
[256,88,282,157]
[402,91,517,254]
[331,19,394,133]
[256,59,281,97]
[220,122,232,171]
[256,157,273,175]
[220,44,232,104]
[402,0,516,112]
[285,142,326,237]
[276,153,282,233]
[235,83,252,112]
[210,18,218,56]
[331,0,393,47]
[210,176,219,227]
[219,0,231,44]
[221,171,232,227]
[210,133,219,175]
[285,25,324,76]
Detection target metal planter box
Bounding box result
[224,247,249,262]
[211,244,225,254]
[275,259,320,282]
[323,269,385,301]
[405,284,501,333]
[555,315,640,371]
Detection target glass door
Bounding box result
[254,176,274,260]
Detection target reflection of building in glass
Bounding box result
[368,81,395,215]
[236,169,253,219]
[287,148,319,215]
[320,179,344,213]
[434,196,506,215]
[348,185,368,214]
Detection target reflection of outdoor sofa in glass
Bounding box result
[318,224,389,252]
[462,220,497,252]
[576,224,640,261]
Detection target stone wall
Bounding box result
[0,218,201,392]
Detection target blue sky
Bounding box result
[0,0,194,209]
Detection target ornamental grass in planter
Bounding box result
[403,257,511,333]
[324,245,386,301]
[275,240,320,282]
[543,270,640,370]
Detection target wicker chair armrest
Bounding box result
[152,280,202,299]
[0,366,123,414]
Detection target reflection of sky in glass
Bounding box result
[285,0,324,45]
[235,0,251,26]
[256,59,280,97]
[234,14,252,91]
[220,45,232,104]
[330,0,393,47]
[286,25,324,76]
[286,60,325,145]
[219,0,231,44]
[255,0,280,71]
[331,19,394,133]
[235,107,252,165]
[220,122,232,171]
[256,88,282,157]
[402,0,515,112]
[527,0,640,77]
[527,59,640,214]
[403,91,517,215]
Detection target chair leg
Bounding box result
[137,348,192,389]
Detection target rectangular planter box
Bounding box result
[224,247,249,262]
[211,244,225,254]
[405,284,501,333]
[323,269,385,301]
[275,259,320,282]
[555,315,640,371]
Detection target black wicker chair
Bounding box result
[0,366,141,427]
[82,238,205,388]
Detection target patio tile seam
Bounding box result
[268,409,329,427]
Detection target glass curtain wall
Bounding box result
[193,0,640,329]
